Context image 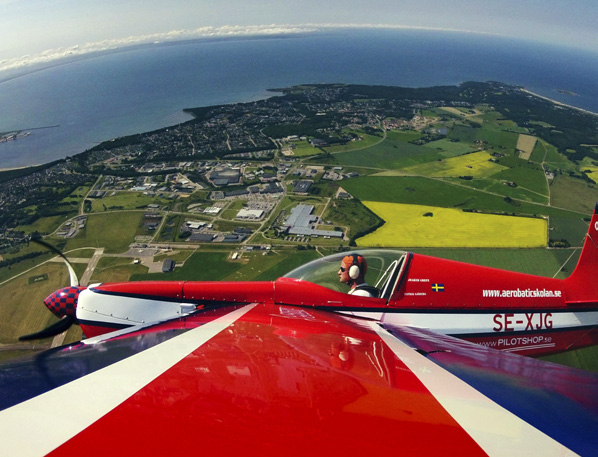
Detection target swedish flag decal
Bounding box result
[431,283,445,292]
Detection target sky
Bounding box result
[1,0,596,73]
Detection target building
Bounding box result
[162,259,175,273]
[236,209,264,220]
[260,171,277,182]
[209,167,241,186]
[190,233,215,242]
[293,180,313,194]
[283,204,343,238]
[223,234,247,243]
[225,189,249,197]
[261,182,284,194]
[186,221,207,230]
[310,138,328,148]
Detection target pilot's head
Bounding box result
[338,254,367,286]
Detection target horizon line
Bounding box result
[0,23,506,75]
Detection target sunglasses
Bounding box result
[339,266,347,272]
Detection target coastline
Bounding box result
[0,165,42,172]
[2,29,597,171]
[520,88,598,117]
[1,83,596,174]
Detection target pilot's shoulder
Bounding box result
[349,285,379,298]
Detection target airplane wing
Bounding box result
[0,303,596,457]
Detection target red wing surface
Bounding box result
[0,304,596,456]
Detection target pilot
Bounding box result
[338,254,378,297]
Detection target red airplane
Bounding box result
[0,206,597,456]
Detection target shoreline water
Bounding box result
[0,165,40,172]
[0,82,596,174]
[520,88,598,117]
[1,30,596,170]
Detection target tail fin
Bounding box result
[564,204,598,303]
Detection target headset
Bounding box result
[348,254,362,280]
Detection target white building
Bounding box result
[237,209,265,219]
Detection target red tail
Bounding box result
[564,204,598,304]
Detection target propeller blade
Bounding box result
[19,315,75,341]
[31,237,80,287]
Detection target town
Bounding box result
[1,81,597,267]
[0,83,438,255]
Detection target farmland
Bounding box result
[89,192,170,213]
[63,212,144,253]
[401,151,507,178]
[357,202,547,248]
[334,136,440,170]
[1,81,598,370]
[517,134,538,159]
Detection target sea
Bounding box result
[1,28,597,170]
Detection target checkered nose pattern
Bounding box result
[44,286,85,318]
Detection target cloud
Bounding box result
[0,24,319,73]
[0,23,494,74]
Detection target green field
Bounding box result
[444,176,548,204]
[334,138,441,169]
[130,251,244,281]
[322,198,382,242]
[448,122,519,153]
[90,192,170,212]
[89,257,148,283]
[402,151,507,178]
[285,139,321,157]
[0,263,69,345]
[541,346,598,371]
[342,175,570,214]
[425,138,477,157]
[491,163,549,197]
[60,185,91,207]
[61,211,144,253]
[550,174,598,214]
[410,247,579,279]
[228,249,321,281]
[384,130,423,143]
[323,131,384,154]
[538,139,577,172]
[15,214,71,235]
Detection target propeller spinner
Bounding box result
[44,286,85,319]
[19,238,86,341]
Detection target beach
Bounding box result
[520,88,598,117]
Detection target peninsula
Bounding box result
[2,81,598,367]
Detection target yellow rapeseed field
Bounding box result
[582,166,598,184]
[356,202,547,248]
[402,151,507,178]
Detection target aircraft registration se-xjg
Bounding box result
[1,207,598,456]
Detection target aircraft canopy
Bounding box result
[284,249,409,300]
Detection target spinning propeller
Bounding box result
[19,238,85,341]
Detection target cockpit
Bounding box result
[284,249,410,302]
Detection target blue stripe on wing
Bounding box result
[383,324,598,457]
